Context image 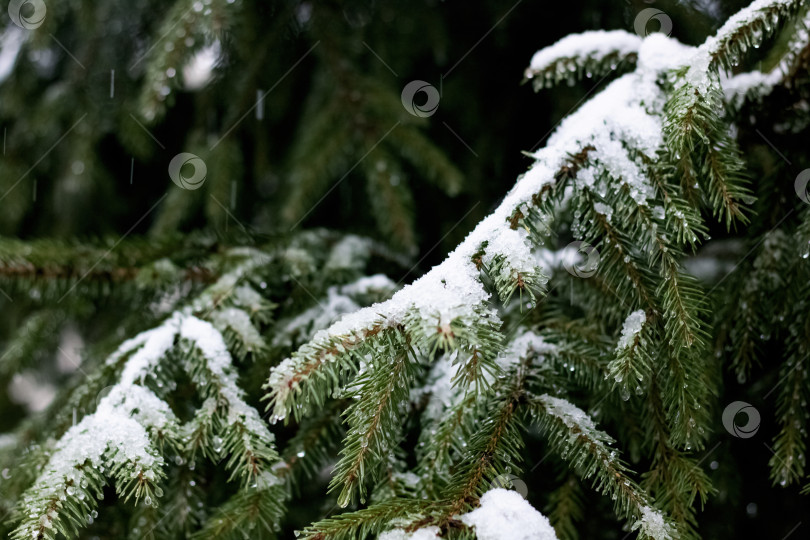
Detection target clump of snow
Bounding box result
[683,255,736,281]
[683,50,714,95]
[105,321,166,367]
[56,326,85,374]
[682,239,744,281]
[459,488,559,540]
[538,394,601,436]
[254,469,284,490]
[324,235,373,272]
[282,289,359,339]
[632,506,675,540]
[616,310,646,351]
[392,471,421,489]
[378,527,440,540]
[232,285,266,312]
[0,432,16,449]
[722,70,781,107]
[117,315,180,386]
[51,411,161,476]
[102,384,178,434]
[340,274,398,296]
[507,331,558,358]
[411,352,462,421]
[183,41,221,91]
[593,201,613,221]
[498,330,558,371]
[538,394,618,454]
[211,307,265,351]
[481,227,540,288]
[273,275,398,348]
[526,30,641,75]
[7,371,56,412]
[0,26,25,84]
[635,34,695,73]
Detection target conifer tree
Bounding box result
[1,1,810,539]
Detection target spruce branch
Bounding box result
[0,235,217,299]
[0,310,65,378]
[436,357,531,522]
[546,475,585,540]
[329,332,419,507]
[576,187,658,310]
[607,310,654,400]
[386,126,464,197]
[717,230,790,383]
[769,307,810,486]
[415,386,477,496]
[533,321,611,390]
[363,147,418,253]
[531,395,677,540]
[265,149,597,424]
[9,254,287,539]
[702,0,805,75]
[644,157,708,249]
[663,71,752,229]
[524,30,641,90]
[9,387,177,540]
[137,0,241,122]
[190,474,286,540]
[641,377,714,540]
[297,498,434,540]
[279,398,345,483]
[769,357,808,486]
[179,316,279,487]
[660,0,807,230]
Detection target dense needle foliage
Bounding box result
[1,1,810,539]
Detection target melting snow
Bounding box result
[632,506,675,540]
[616,310,646,351]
